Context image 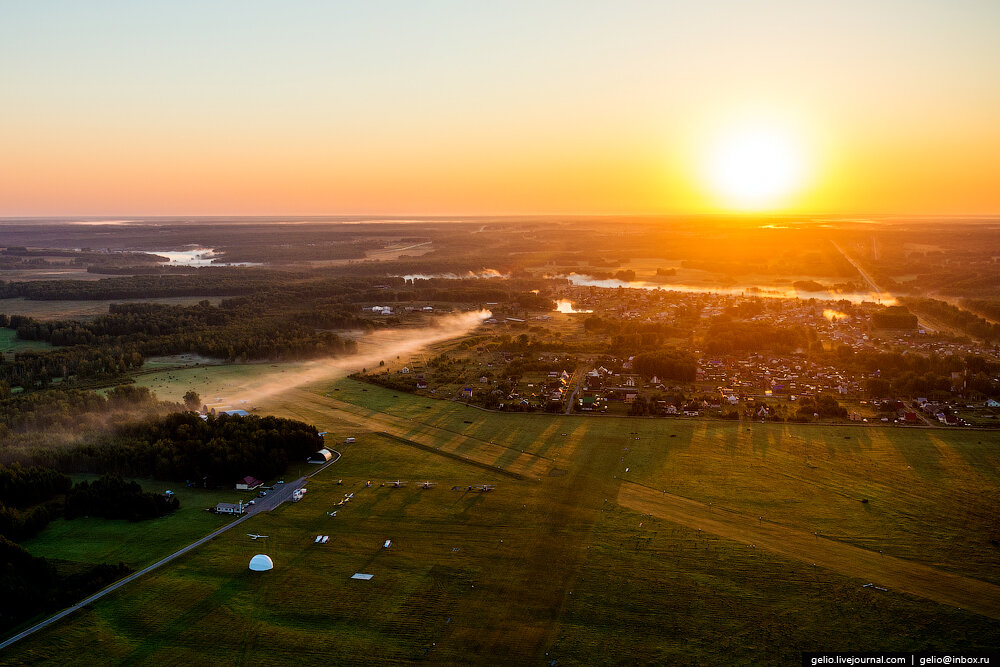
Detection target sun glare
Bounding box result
[702,123,809,211]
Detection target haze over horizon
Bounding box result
[2,1,998,217]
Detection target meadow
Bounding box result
[5,376,999,664]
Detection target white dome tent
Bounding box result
[249,554,274,571]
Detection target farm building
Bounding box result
[308,448,333,463]
[236,476,263,490]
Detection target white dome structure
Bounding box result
[249,554,274,571]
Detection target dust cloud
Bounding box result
[205,309,491,408]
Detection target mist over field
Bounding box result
[203,309,492,407]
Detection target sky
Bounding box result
[1,0,998,216]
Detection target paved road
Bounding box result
[564,365,586,415]
[0,450,340,652]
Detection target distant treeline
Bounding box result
[631,349,698,382]
[961,298,1000,323]
[871,305,919,330]
[0,270,305,301]
[583,318,692,353]
[704,321,813,355]
[901,297,1000,342]
[834,348,999,399]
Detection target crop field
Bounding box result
[5,378,1000,664]
[0,296,223,321]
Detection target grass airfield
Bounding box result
[6,377,1000,665]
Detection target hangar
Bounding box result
[308,448,333,464]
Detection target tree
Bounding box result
[183,390,201,411]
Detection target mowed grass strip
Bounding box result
[545,503,1000,667]
[618,481,1000,621]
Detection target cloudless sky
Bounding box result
[1,1,998,215]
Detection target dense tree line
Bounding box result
[871,305,918,330]
[794,395,848,419]
[582,317,691,354]
[841,349,999,399]
[901,297,1000,343]
[632,349,698,382]
[704,321,811,355]
[0,535,131,634]
[962,298,1000,324]
[0,386,165,437]
[0,464,72,509]
[0,462,71,541]
[64,475,178,521]
[0,345,144,390]
[63,412,324,485]
[0,501,61,541]
[0,270,309,300]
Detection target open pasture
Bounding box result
[6,379,999,664]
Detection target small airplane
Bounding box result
[419,481,436,489]
[390,480,406,488]
[469,484,495,493]
[326,511,338,517]
[247,534,269,540]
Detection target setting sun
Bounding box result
[702,122,809,211]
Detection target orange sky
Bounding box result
[1,2,998,216]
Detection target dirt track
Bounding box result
[618,481,1000,620]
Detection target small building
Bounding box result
[236,476,263,491]
[216,502,246,515]
[309,448,333,464]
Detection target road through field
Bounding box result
[618,481,1000,621]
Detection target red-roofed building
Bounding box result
[236,476,263,491]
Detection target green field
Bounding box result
[20,478,244,570]
[5,377,1000,664]
[0,327,53,360]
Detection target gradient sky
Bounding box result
[1,1,998,216]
